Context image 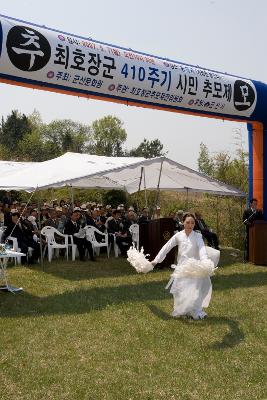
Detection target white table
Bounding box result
[0,251,26,293]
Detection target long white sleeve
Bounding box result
[196,233,208,261]
[153,234,178,264]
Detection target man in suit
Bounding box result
[43,208,59,229]
[64,210,95,261]
[107,210,132,257]
[242,198,263,261]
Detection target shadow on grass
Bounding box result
[27,257,134,281]
[213,271,267,290]
[147,304,245,349]
[1,266,266,319]
[0,280,169,318]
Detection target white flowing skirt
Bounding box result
[166,257,215,316]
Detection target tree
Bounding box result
[197,142,214,176]
[41,119,92,156]
[17,130,48,161]
[0,110,32,157]
[102,189,127,208]
[197,136,248,192]
[129,138,166,158]
[91,115,127,156]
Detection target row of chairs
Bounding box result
[42,224,140,262]
[0,223,140,263]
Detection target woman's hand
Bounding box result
[151,260,157,267]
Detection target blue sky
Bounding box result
[0,0,266,168]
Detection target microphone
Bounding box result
[243,210,256,224]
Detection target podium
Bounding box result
[139,218,175,267]
[249,221,267,265]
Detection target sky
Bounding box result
[0,0,266,169]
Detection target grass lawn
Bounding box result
[0,248,266,400]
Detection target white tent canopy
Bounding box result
[0,152,245,196]
[0,160,37,176]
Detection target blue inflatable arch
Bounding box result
[0,14,266,214]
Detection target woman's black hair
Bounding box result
[182,212,196,222]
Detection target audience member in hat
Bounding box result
[105,205,112,218]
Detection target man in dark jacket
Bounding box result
[3,210,40,264]
[64,210,95,261]
[107,210,132,257]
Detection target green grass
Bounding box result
[0,249,266,400]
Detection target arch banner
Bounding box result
[0,15,257,119]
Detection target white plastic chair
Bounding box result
[129,224,140,250]
[110,233,120,258]
[84,226,110,257]
[6,236,21,264]
[41,226,69,262]
[65,234,77,261]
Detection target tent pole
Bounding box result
[37,188,44,271]
[51,188,54,206]
[137,167,144,212]
[138,166,143,192]
[70,184,74,210]
[153,160,164,217]
[143,167,148,208]
[216,196,219,238]
[185,187,189,210]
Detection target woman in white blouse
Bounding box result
[151,213,218,320]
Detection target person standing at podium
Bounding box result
[243,198,263,261]
[151,213,219,320]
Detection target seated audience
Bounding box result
[107,210,132,257]
[64,210,95,261]
[3,210,40,264]
[43,208,59,229]
[124,210,138,230]
[194,211,219,250]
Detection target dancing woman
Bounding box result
[151,213,219,320]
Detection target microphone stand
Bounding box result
[243,210,257,225]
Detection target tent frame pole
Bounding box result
[37,188,44,270]
[153,160,164,218]
[137,167,144,213]
[143,167,148,208]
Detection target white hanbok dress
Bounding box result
[154,230,215,317]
